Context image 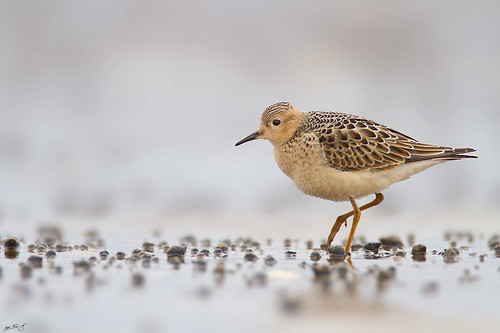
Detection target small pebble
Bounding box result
[411,244,427,262]
[55,244,70,252]
[411,244,427,255]
[327,245,345,256]
[215,242,229,253]
[4,237,20,249]
[35,244,48,254]
[27,255,43,268]
[487,235,500,250]
[327,245,346,262]
[199,249,210,257]
[116,252,126,260]
[213,248,223,257]
[364,242,382,253]
[264,255,277,267]
[493,244,500,258]
[167,246,187,257]
[143,242,155,253]
[443,247,460,264]
[99,250,109,260]
[244,253,258,262]
[285,251,297,258]
[45,250,56,259]
[310,251,322,262]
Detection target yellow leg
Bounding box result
[325,193,384,250]
[344,197,361,252]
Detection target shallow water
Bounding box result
[1,215,499,333]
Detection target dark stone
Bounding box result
[364,242,382,253]
[27,255,43,268]
[244,253,258,262]
[4,238,20,249]
[411,244,427,255]
[310,251,322,262]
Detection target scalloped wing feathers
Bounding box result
[301,111,475,171]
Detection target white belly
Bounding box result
[274,143,443,202]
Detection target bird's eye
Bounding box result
[272,119,281,126]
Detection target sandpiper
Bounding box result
[235,102,476,252]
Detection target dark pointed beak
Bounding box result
[235,131,260,146]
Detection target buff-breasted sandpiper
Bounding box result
[235,102,477,252]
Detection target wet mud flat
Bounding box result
[1,226,500,333]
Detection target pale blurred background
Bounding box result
[0,1,498,227]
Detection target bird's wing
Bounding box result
[309,113,470,171]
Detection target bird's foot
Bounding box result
[325,214,350,249]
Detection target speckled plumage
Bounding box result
[236,102,476,251]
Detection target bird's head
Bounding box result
[235,102,301,147]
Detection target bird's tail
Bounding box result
[444,147,477,160]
